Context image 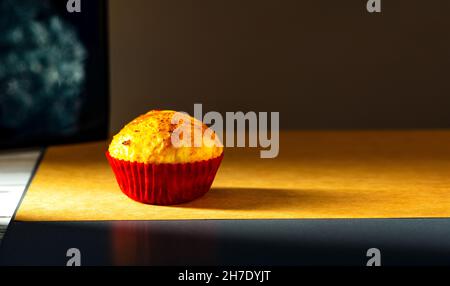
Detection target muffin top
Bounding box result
[108,110,223,164]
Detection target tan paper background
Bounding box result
[15,131,450,221]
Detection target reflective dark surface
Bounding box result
[1,219,450,266]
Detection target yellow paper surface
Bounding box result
[15,130,450,221]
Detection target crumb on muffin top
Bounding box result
[108,110,223,164]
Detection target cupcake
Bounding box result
[106,110,224,205]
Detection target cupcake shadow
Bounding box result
[176,187,350,211]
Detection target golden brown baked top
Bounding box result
[108,110,223,164]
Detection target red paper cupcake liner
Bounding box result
[106,152,223,205]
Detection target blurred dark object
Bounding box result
[0,0,108,149]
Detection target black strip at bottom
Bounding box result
[1,218,449,266]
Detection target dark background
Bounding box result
[2,0,449,146]
[109,0,450,131]
[56,0,109,143]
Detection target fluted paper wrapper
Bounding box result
[106,152,223,205]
